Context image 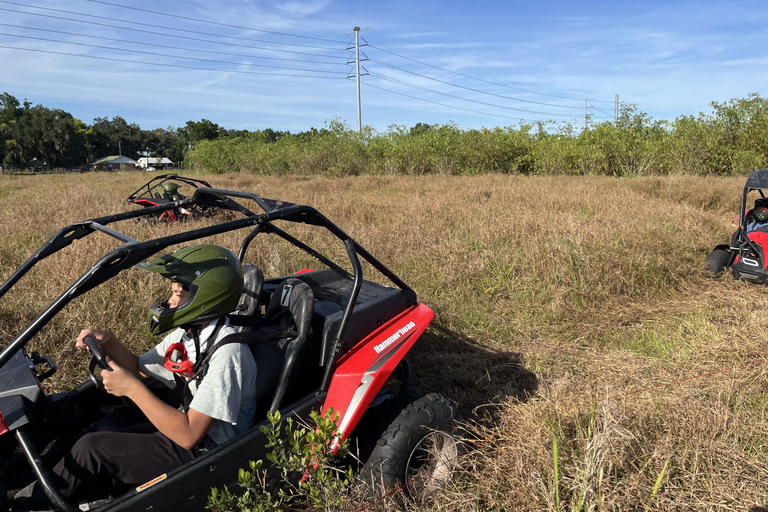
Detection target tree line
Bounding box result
[2,91,767,176]
[0,92,289,169]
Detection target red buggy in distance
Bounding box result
[707,168,768,283]
[0,185,461,511]
[126,174,215,221]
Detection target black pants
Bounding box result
[51,422,196,500]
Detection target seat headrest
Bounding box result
[264,278,314,336]
[234,263,264,317]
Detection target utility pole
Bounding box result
[354,27,362,133]
[584,99,588,130]
[347,27,368,133]
[615,94,619,124]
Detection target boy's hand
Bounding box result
[102,356,141,398]
[75,329,116,350]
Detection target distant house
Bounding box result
[137,157,174,170]
[91,155,138,171]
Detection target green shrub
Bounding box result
[208,408,352,512]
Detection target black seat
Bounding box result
[233,263,264,319]
[229,278,314,420]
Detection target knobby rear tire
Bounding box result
[705,246,730,278]
[357,392,461,502]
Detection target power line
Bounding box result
[208,0,351,30]
[0,44,347,79]
[0,32,347,74]
[0,23,343,65]
[0,2,621,128]
[0,7,347,59]
[589,105,616,118]
[368,43,613,103]
[368,72,580,117]
[80,0,348,44]
[369,58,583,110]
[153,0,350,37]
[363,82,531,123]
[0,2,347,51]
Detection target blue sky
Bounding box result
[1,0,766,133]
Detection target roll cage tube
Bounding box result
[0,189,254,302]
[736,183,768,263]
[320,238,363,391]
[739,169,768,234]
[238,223,350,278]
[16,430,78,512]
[231,189,411,291]
[0,193,248,303]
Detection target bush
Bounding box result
[208,408,352,512]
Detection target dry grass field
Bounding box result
[2,171,768,511]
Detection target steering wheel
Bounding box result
[84,335,112,390]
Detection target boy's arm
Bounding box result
[102,357,214,450]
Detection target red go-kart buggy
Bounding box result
[0,185,461,511]
[707,168,768,283]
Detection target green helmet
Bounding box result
[135,244,244,334]
[162,182,180,197]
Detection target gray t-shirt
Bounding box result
[138,321,258,445]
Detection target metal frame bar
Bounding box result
[737,184,768,268]
[17,430,78,512]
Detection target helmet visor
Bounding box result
[755,209,768,222]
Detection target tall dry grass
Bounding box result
[1,171,766,510]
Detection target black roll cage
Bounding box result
[125,173,213,202]
[0,187,412,392]
[735,169,768,268]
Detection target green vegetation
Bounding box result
[3,92,768,177]
[207,409,351,512]
[185,95,768,176]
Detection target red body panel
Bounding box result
[734,231,768,269]
[129,199,160,207]
[128,199,178,221]
[323,303,434,439]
